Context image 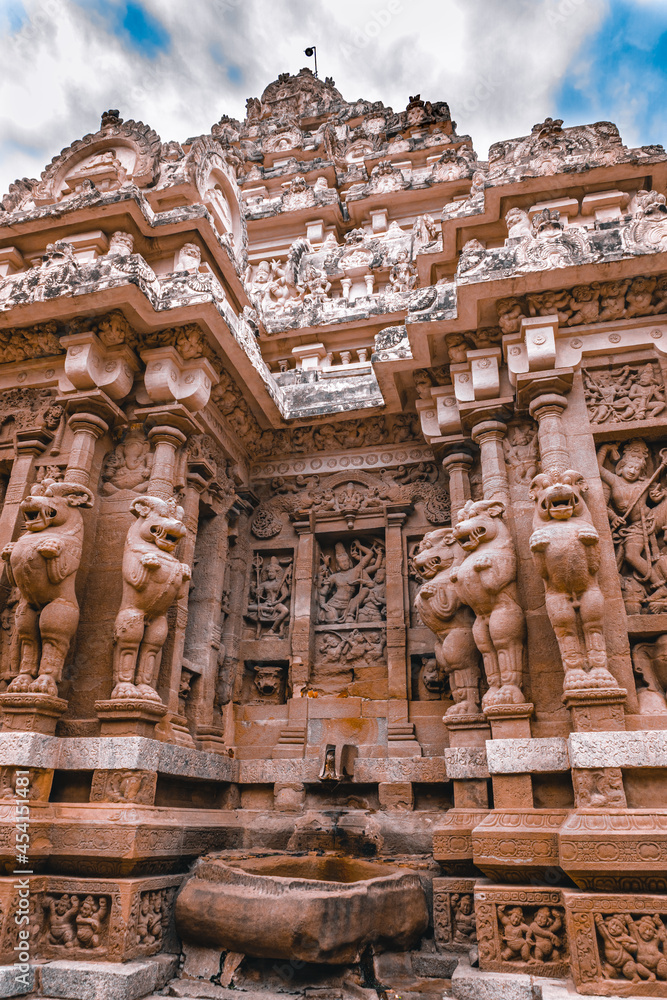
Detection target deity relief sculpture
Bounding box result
[584,363,666,425]
[598,440,667,608]
[101,428,153,496]
[448,500,526,708]
[499,905,564,965]
[388,250,417,293]
[413,527,481,717]
[111,496,191,702]
[318,539,385,624]
[44,894,109,951]
[245,555,293,638]
[452,894,477,944]
[1,479,94,697]
[529,469,617,691]
[136,890,168,948]
[503,422,539,485]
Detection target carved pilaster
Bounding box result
[441,450,473,520]
[471,420,510,503]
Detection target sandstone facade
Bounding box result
[0,69,666,997]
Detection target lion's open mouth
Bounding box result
[150,525,184,550]
[415,555,441,579]
[455,524,487,550]
[544,489,575,520]
[22,505,57,530]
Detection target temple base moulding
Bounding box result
[95,698,168,738]
[559,808,667,892]
[472,808,571,884]
[0,692,68,735]
[432,807,490,873]
[444,713,490,747]
[484,702,534,739]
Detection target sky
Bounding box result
[0,0,666,196]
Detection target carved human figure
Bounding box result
[2,479,94,696]
[318,540,384,624]
[526,907,563,962]
[389,250,417,292]
[499,905,531,962]
[529,469,616,690]
[112,496,191,701]
[505,207,532,240]
[301,264,331,304]
[449,500,526,707]
[627,363,666,421]
[414,528,481,716]
[75,895,108,949]
[598,440,667,592]
[101,429,153,495]
[595,913,641,981]
[452,893,477,944]
[246,555,292,637]
[44,894,79,947]
[503,423,539,484]
[627,915,667,981]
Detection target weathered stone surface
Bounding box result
[485,738,569,774]
[0,965,35,997]
[568,730,667,768]
[40,958,172,1000]
[444,747,490,780]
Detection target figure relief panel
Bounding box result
[310,534,387,697]
[244,551,293,640]
[598,439,667,615]
[101,426,154,496]
[584,362,666,426]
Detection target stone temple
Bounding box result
[2,66,667,999]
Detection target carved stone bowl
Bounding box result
[175,853,429,964]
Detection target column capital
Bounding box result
[67,410,109,439]
[441,449,474,473]
[528,392,569,421]
[471,419,507,445]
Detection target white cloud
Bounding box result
[0,0,609,195]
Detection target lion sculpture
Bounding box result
[529,468,616,690]
[112,495,191,702]
[1,478,94,696]
[449,499,526,708]
[413,527,481,716]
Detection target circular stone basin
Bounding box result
[175,854,429,964]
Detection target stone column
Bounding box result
[529,392,570,474]
[385,511,408,702]
[470,420,510,503]
[441,450,473,521]
[146,424,188,500]
[0,429,53,558]
[65,411,110,487]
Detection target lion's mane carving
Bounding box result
[112,495,191,701]
[2,478,94,696]
[529,469,616,690]
[449,499,526,708]
[413,527,481,716]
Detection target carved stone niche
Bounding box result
[309,533,387,698]
[240,661,288,704]
[433,876,478,953]
[597,437,667,621]
[476,884,569,980]
[243,550,294,643]
[564,889,667,996]
[411,653,450,702]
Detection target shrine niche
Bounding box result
[3,62,667,1000]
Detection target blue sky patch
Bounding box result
[73,0,170,57]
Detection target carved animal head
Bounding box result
[420,657,443,692]
[453,499,506,552]
[130,496,186,553]
[529,469,588,522]
[20,478,94,532]
[253,665,283,696]
[413,527,459,580]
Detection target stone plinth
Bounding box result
[0,693,68,735]
[472,809,570,883]
[95,698,169,739]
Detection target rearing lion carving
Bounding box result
[413,527,481,717]
[1,478,94,697]
[529,468,616,691]
[449,499,526,708]
[112,495,191,702]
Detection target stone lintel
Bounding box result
[568,729,667,769]
[444,747,490,780]
[485,737,569,774]
[0,734,238,781]
[353,756,446,783]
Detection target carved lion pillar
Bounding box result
[441,450,473,521]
